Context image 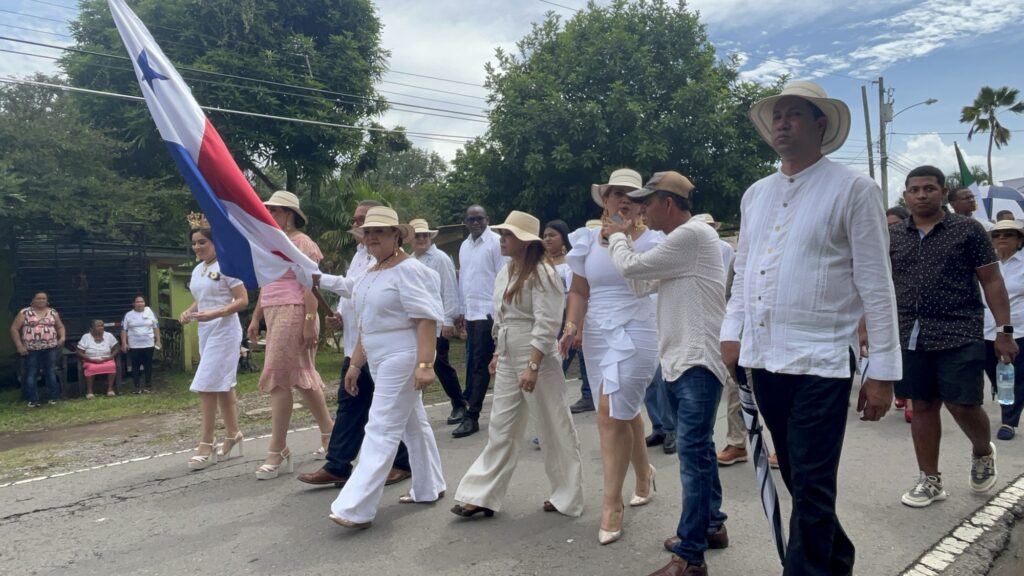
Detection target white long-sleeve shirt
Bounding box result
[609,219,729,385]
[415,244,461,327]
[458,228,505,321]
[318,243,375,357]
[721,157,901,381]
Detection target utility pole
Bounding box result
[877,76,889,204]
[861,85,875,180]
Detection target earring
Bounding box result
[561,246,567,255]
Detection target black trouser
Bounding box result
[463,317,495,421]
[324,357,410,477]
[752,367,855,576]
[983,338,1024,427]
[435,336,465,409]
[128,347,155,389]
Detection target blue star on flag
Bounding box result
[137,49,168,90]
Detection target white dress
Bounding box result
[331,258,447,523]
[566,226,661,419]
[188,261,244,392]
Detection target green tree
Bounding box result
[0,75,190,244]
[960,86,1024,182]
[445,0,780,226]
[62,0,388,195]
[945,165,990,191]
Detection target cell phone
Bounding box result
[602,214,625,243]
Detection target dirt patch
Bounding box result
[989,514,1024,576]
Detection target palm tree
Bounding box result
[960,86,1024,182]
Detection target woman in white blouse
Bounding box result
[329,207,446,529]
[77,319,120,398]
[558,168,661,545]
[121,295,161,394]
[983,220,1024,441]
[451,211,584,518]
[178,221,249,471]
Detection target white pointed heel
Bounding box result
[188,441,219,470]
[255,448,292,480]
[219,432,244,459]
[312,432,332,460]
[629,464,657,507]
[598,527,623,545]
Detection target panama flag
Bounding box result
[955,141,989,223]
[108,0,319,289]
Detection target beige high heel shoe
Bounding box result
[598,504,625,545]
[629,464,657,507]
[219,431,244,460]
[188,441,219,470]
[312,432,332,460]
[255,447,293,480]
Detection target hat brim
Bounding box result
[360,223,415,244]
[591,182,641,208]
[490,223,541,243]
[748,94,851,155]
[263,201,309,228]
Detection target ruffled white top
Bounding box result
[352,258,444,354]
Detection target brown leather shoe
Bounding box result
[663,526,728,553]
[385,468,412,485]
[716,445,748,466]
[646,555,707,576]
[297,467,348,486]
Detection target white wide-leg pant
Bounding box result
[455,328,584,516]
[330,334,445,523]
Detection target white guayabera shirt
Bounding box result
[721,157,902,381]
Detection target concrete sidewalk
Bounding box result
[1,383,1021,575]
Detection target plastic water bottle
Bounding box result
[996,363,1015,406]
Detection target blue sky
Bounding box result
[2,0,1024,207]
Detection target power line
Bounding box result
[0,8,68,24]
[0,23,74,39]
[0,76,477,143]
[0,36,491,119]
[537,0,582,12]
[25,0,77,11]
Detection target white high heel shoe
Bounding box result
[629,464,657,507]
[312,432,332,460]
[219,432,244,460]
[255,448,293,480]
[188,441,219,470]
[598,504,625,545]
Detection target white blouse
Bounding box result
[984,250,1024,340]
[122,307,159,348]
[566,226,662,326]
[189,261,244,311]
[353,258,444,339]
[78,331,118,360]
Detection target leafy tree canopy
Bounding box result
[443,0,781,226]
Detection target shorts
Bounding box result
[896,340,985,406]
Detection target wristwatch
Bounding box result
[997,325,1014,336]
[527,361,540,371]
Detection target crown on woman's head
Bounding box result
[187,212,210,230]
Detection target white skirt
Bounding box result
[190,314,242,393]
[583,316,659,420]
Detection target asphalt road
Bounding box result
[2,383,1021,576]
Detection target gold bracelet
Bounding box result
[564,321,577,334]
[418,362,434,369]
[304,313,316,321]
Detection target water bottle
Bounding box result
[996,362,1015,406]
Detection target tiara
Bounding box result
[187,212,210,230]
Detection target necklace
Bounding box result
[201,258,218,274]
[355,257,402,338]
[371,250,401,272]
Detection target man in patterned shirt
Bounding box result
[890,165,1018,508]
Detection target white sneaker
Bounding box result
[970,442,998,493]
[901,472,947,508]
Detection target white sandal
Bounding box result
[312,432,332,460]
[188,441,219,470]
[255,448,293,480]
[219,432,245,459]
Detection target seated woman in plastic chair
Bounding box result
[77,319,120,398]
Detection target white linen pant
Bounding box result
[455,328,584,516]
[331,333,445,523]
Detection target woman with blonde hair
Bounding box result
[247,191,334,480]
[329,206,446,529]
[558,168,662,544]
[179,217,248,470]
[451,211,584,518]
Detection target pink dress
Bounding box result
[257,232,325,393]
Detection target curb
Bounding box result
[900,472,1024,576]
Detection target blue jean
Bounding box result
[665,366,727,566]
[23,347,60,404]
[645,365,675,436]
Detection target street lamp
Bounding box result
[883,98,939,122]
[879,93,938,204]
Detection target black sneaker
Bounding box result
[645,432,666,447]
[452,418,479,438]
[663,434,676,454]
[447,405,467,425]
[569,397,595,414]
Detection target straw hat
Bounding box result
[990,219,1024,238]
[263,190,308,228]
[490,210,542,242]
[748,81,851,155]
[591,168,643,207]
[409,218,439,239]
[360,206,414,243]
[693,213,720,229]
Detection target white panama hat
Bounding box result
[748,80,851,156]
